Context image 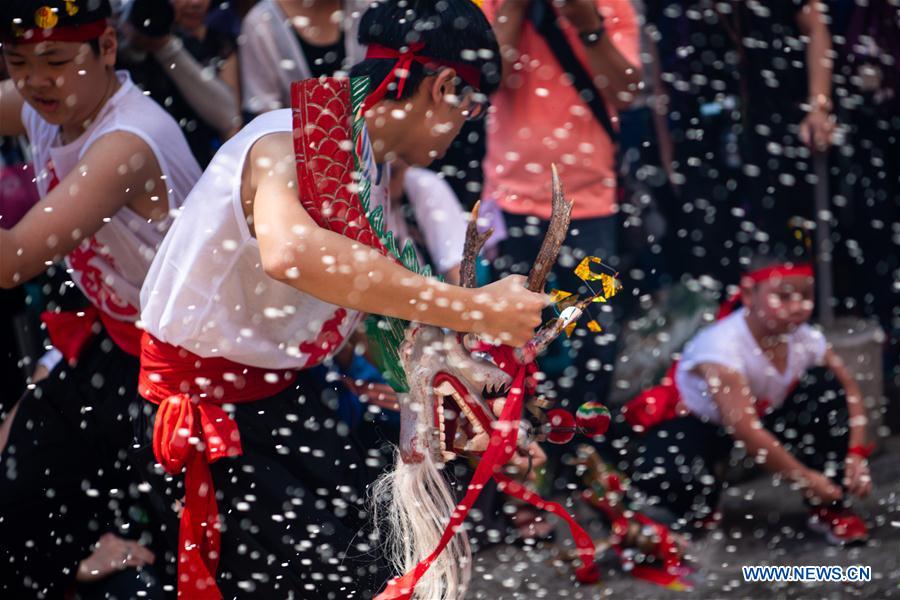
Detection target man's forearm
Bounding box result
[806,31,831,105]
[731,418,809,480]
[800,0,832,106]
[826,350,867,446]
[581,36,642,108]
[495,0,529,84]
[265,225,477,332]
[563,7,642,108]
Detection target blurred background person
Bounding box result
[119,0,242,166]
[386,160,467,286]
[646,0,834,292]
[239,0,367,115]
[481,0,642,410]
[828,0,899,395]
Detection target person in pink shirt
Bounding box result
[480,0,641,411]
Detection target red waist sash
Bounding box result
[41,306,142,363]
[138,333,296,600]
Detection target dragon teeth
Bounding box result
[434,381,455,396]
[458,401,484,434]
[492,399,505,418]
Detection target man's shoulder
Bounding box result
[103,81,190,138]
[790,322,827,355]
[681,314,747,366]
[242,109,294,145]
[243,0,275,25]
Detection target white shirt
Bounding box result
[140,109,391,370]
[675,309,828,424]
[22,71,201,322]
[238,0,369,114]
[385,167,467,275]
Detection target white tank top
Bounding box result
[23,71,201,322]
[140,109,391,370]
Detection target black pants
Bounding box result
[0,333,160,599]
[665,109,814,292]
[133,372,390,599]
[493,211,619,407]
[630,368,849,527]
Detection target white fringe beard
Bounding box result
[371,450,472,600]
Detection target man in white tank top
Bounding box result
[628,260,872,546]
[135,2,548,598]
[0,1,200,596]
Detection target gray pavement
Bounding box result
[469,437,900,599]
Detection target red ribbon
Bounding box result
[41,305,142,363]
[138,334,296,600]
[376,363,599,600]
[360,42,482,114]
[3,19,108,44]
[581,490,691,590]
[495,474,599,583]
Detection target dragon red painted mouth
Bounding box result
[432,372,510,460]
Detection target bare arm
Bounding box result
[558,0,643,110]
[797,0,832,109]
[823,347,873,497]
[796,0,835,149]
[0,79,26,136]
[699,363,809,478]
[218,52,243,139]
[698,362,843,503]
[248,133,546,346]
[0,131,165,287]
[823,348,866,447]
[153,37,241,135]
[493,0,530,86]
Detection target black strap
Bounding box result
[528,0,618,143]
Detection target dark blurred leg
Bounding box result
[629,416,731,528]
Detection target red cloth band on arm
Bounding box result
[848,443,874,459]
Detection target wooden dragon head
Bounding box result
[396,166,595,465]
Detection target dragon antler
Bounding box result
[526,164,574,293]
[460,200,494,289]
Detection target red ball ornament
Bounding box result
[576,401,611,437]
[546,409,576,444]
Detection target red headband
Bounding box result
[716,262,814,319]
[360,42,483,114]
[2,18,108,45]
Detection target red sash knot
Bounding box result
[138,333,296,599]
